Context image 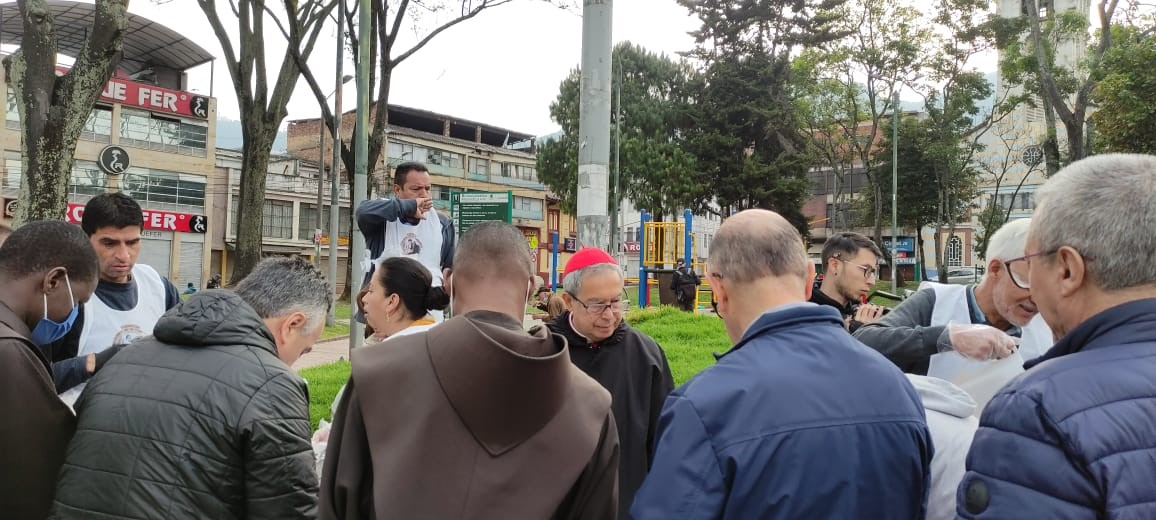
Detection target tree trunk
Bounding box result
[231,124,278,283]
[934,226,946,283]
[917,226,928,282]
[5,0,128,225]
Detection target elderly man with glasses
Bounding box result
[545,248,674,519]
[854,219,1054,376]
[956,153,1156,519]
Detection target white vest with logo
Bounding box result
[923,281,1054,410]
[379,207,444,287]
[59,263,168,407]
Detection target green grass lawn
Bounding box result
[299,305,730,429]
[301,360,351,428]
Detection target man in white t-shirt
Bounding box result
[50,193,180,402]
[355,162,454,322]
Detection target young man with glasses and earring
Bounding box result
[546,248,675,520]
[854,219,1053,377]
[811,232,888,332]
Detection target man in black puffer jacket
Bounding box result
[51,257,332,519]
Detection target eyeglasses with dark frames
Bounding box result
[1004,249,1059,290]
[570,295,628,315]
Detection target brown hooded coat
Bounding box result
[0,303,76,519]
[320,310,620,520]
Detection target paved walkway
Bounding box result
[292,314,547,371]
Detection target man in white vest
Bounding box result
[51,193,180,404]
[854,219,1052,377]
[355,161,454,322]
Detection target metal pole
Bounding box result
[609,59,622,255]
[315,122,325,268]
[639,210,649,308]
[327,0,345,328]
[349,0,371,349]
[683,208,693,267]
[891,91,899,293]
[550,231,559,290]
[576,0,613,250]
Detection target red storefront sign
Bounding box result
[65,203,208,234]
[624,242,641,253]
[55,66,210,119]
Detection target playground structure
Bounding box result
[541,209,713,315]
[639,210,712,314]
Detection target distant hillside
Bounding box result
[216,118,287,153]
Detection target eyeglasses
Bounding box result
[570,295,627,316]
[840,259,877,281]
[1004,249,1058,290]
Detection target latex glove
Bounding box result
[938,323,1020,361]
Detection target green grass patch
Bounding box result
[300,360,351,429]
[628,306,729,385]
[320,323,350,341]
[334,303,352,321]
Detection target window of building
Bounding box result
[4,90,17,130]
[513,195,544,220]
[547,209,560,232]
[119,109,208,157]
[119,169,206,211]
[81,106,113,143]
[427,148,464,170]
[468,157,489,179]
[299,203,351,241]
[947,235,964,267]
[71,160,110,197]
[994,192,1035,211]
[388,140,428,164]
[259,200,293,239]
[512,163,537,182]
[7,90,112,143]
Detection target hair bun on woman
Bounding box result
[425,286,450,311]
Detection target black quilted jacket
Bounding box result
[50,290,317,519]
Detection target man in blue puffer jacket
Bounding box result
[957,153,1156,519]
[632,209,933,519]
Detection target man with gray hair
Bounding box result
[957,154,1156,519]
[52,257,330,519]
[546,247,674,518]
[633,209,932,519]
[854,218,1053,376]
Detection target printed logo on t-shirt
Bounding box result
[113,324,147,346]
[402,233,423,255]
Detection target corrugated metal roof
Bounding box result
[0,0,214,74]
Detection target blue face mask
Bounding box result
[30,274,79,346]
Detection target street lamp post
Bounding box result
[321,73,353,325]
[891,90,899,293]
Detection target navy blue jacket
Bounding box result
[957,298,1156,519]
[632,303,932,519]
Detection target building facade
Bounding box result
[0,3,217,289]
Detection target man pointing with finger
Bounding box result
[356,162,454,322]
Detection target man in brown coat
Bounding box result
[0,221,99,519]
[321,221,620,520]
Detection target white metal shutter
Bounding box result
[138,237,172,279]
[179,241,204,289]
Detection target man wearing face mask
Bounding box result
[322,222,620,519]
[52,257,330,519]
[50,193,181,402]
[0,221,99,519]
[546,248,674,519]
